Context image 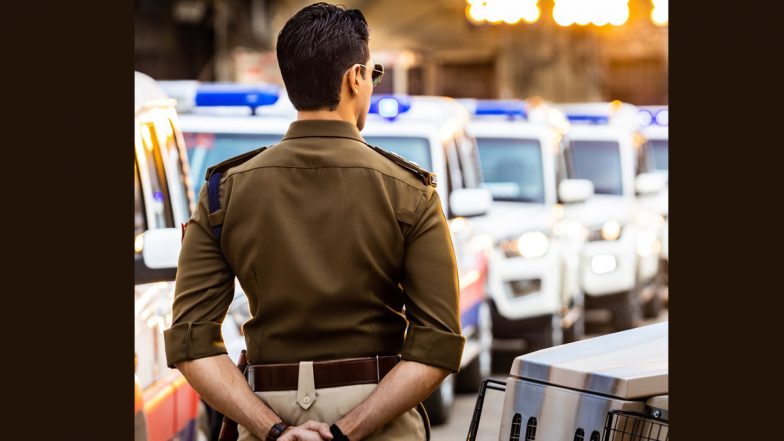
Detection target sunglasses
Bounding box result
[357,63,384,87]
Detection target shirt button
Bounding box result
[303,396,311,404]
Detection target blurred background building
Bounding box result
[135,0,667,104]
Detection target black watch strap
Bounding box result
[330,423,350,441]
[266,422,289,441]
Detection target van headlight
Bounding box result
[588,221,624,242]
[500,231,550,259]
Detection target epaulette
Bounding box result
[364,143,437,188]
[204,145,271,181]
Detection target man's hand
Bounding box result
[175,354,285,438]
[278,420,333,441]
[335,360,449,440]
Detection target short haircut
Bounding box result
[276,2,370,111]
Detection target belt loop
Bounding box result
[297,361,316,410]
[376,355,380,383]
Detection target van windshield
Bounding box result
[647,140,668,171]
[567,140,623,196]
[184,133,282,195]
[363,136,432,171]
[475,137,544,203]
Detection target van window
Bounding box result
[134,163,147,236]
[457,132,483,189]
[565,140,623,196]
[138,121,175,228]
[476,137,545,203]
[160,118,193,223]
[445,137,465,191]
[184,132,283,195]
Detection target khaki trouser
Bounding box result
[238,361,428,441]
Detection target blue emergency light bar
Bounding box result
[637,108,668,127]
[565,114,610,124]
[473,100,528,119]
[194,83,280,114]
[369,95,412,120]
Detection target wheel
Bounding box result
[563,291,586,343]
[423,374,454,426]
[643,286,663,318]
[563,311,585,343]
[457,302,492,393]
[611,286,642,331]
[526,314,563,350]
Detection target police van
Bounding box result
[458,99,592,358]
[556,102,666,329]
[135,72,203,441]
[638,106,669,291]
[163,84,494,425]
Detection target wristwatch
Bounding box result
[266,421,290,441]
[330,423,350,441]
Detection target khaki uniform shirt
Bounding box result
[164,120,465,373]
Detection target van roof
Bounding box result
[135,72,170,113]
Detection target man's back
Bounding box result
[167,119,464,372]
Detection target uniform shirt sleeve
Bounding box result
[400,189,466,373]
[163,183,235,368]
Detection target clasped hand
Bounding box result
[278,420,334,441]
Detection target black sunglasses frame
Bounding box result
[357,63,384,87]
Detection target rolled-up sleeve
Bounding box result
[400,189,465,373]
[163,184,235,368]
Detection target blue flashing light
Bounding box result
[637,109,654,127]
[565,114,610,125]
[473,100,527,119]
[369,95,412,120]
[654,109,668,126]
[194,83,280,114]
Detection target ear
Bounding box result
[347,65,361,96]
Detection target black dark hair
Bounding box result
[276,3,370,111]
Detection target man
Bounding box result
[163,3,464,440]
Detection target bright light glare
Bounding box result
[553,0,629,27]
[637,230,659,257]
[466,0,540,25]
[651,0,668,26]
[601,221,622,241]
[517,231,550,259]
[591,254,617,274]
[377,98,400,118]
[135,234,144,253]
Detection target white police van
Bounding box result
[134,72,204,441]
[556,102,666,330]
[161,84,495,425]
[638,106,668,293]
[458,99,592,356]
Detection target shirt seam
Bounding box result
[224,164,426,192]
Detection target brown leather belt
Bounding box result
[247,355,400,392]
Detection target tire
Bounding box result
[563,291,586,343]
[643,287,663,318]
[526,314,563,350]
[423,374,454,426]
[456,302,492,393]
[563,312,585,343]
[611,286,642,331]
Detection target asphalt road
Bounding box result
[430,305,669,441]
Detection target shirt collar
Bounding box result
[281,119,365,143]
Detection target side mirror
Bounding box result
[635,172,666,196]
[450,188,492,217]
[558,179,594,203]
[141,228,182,269]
